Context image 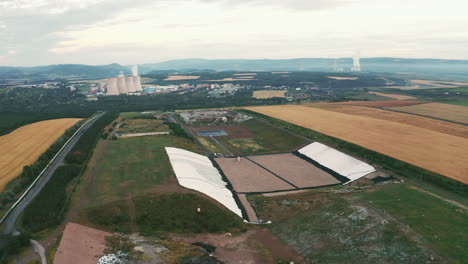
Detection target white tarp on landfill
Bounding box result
[165,147,243,218]
[298,142,376,183]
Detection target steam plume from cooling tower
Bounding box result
[352,51,361,72]
[132,65,139,76]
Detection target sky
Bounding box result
[0,0,467,66]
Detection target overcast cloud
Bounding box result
[0,0,467,66]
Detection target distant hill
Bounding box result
[2,58,468,80]
[139,58,468,79]
[0,63,130,80]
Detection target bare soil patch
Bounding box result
[170,228,306,264]
[0,118,81,191]
[368,91,416,100]
[253,90,287,99]
[326,76,358,80]
[248,153,340,188]
[215,157,295,193]
[233,73,257,76]
[164,75,200,81]
[54,222,111,264]
[245,105,468,183]
[194,125,254,138]
[208,78,254,81]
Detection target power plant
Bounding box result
[105,65,143,95]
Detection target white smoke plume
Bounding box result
[132,64,139,76]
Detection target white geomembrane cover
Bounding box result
[165,147,243,218]
[298,142,376,183]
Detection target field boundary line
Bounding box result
[0,113,104,226]
[244,157,299,189]
[409,185,468,210]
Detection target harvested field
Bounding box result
[253,90,287,99]
[329,100,429,107]
[387,103,468,124]
[215,157,295,193]
[194,125,254,138]
[0,118,81,191]
[316,105,468,138]
[164,75,200,81]
[54,222,111,264]
[368,92,416,100]
[248,154,340,188]
[326,76,358,80]
[245,105,468,183]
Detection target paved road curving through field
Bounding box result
[0,113,104,240]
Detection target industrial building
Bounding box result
[105,65,143,95]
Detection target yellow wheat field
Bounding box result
[245,105,468,183]
[0,118,81,191]
[386,103,468,124]
[253,90,287,99]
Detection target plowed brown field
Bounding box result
[245,105,468,183]
[0,118,81,191]
[313,105,468,139]
[386,103,468,124]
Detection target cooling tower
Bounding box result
[107,78,119,95]
[133,76,143,92]
[126,76,136,92]
[117,76,128,94]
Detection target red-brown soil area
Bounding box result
[193,125,254,138]
[215,157,295,193]
[54,222,111,264]
[170,229,307,264]
[248,154,340,188]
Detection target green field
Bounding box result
[225,118,308,155]
[117,118,169,134]
[86,135,200,206]
[250,183,466,263]
[357,184,468,263]
[87,193,243,234]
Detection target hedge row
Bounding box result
[20,112,118,233]
[0,120,84,210]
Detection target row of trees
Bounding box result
[0,121,83,210]
[20,112,118,233]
